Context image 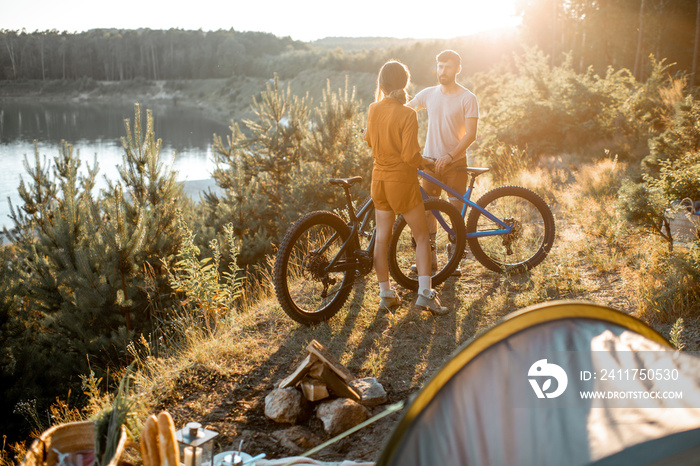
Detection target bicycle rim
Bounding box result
[274,211,355,324]
[466,186,555,273]
[389,198,466,290]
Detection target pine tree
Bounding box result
[1,105,189,421]
[108,103,185,326]
[207,76,371,268]
[209,75,311,266]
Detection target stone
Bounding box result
[316,398,369,436]
[264,387,304,424]
[271,426,322,454]
[348,377,388,407]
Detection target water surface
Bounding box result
[0,100,230,231]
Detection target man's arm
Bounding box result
[435,117,478,172]
[407,90,426,110]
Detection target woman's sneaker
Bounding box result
[379,289,401,312]
[414,289,448,315]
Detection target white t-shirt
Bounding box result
[409,85,479,161]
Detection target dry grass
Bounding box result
[30,158,699,464]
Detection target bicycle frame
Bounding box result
[322,196,376,275]
[417,169,513,239]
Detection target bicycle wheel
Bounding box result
[274,211,356,325]
[466,186,555,273]
[388,198,466,291]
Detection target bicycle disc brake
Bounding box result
[302,250,336,298]
[502,217,523,255]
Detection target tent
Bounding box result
[376,301,700,466]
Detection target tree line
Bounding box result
[0,28,308,81]
[519,0,700,84]
[3,1,700,86]
[0,26,522,86]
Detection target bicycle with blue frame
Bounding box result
[274,170,466,325]
[387,166,556,290]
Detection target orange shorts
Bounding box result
[372,180,423,214]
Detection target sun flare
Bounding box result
[2,0,521,42]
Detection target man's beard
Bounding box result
[438,74,453,85]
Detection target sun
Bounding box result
[415,0,521,39]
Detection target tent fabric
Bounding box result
[377,301,700,466]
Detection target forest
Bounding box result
[2,0,700,462]
[2,0,700,84]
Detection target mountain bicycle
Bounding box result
[274,175,466,325]
[388,166,556,290]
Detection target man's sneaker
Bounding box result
[447,244,462,277]
[412,238,439,274]
[379,289,401,312]
[410,261,438,275]
[447,243,456,259]
[414,289,448,315]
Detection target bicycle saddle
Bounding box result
[457,167,490,177]
[329,176,363,188]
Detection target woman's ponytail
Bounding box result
[387,88,407,104]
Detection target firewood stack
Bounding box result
[279,340,361,402]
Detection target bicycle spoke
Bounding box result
[389,198,466,290]
[274,211,356,324]
[467,186,554,273]
[286,225,346,308]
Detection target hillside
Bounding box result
[128,156,700,462]
[0,72,378,125]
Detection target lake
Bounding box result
[0,100,230,231]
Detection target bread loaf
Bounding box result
[140,414,160,466]
[157,412,180,466]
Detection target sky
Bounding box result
[1,0,521,42]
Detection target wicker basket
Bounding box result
[22,421,127,466]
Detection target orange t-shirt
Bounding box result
[366,97,423,182]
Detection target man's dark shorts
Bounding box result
[422,162,467,201]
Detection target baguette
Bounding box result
[140,414,160,466]
[157,411,180,466]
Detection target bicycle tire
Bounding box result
[388,198,466,291]
[274,211,356,325]
[466,186,555,273]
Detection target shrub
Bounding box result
[206,76,371,268]
[0,105,189,437]
[617,178,671,243]
[473,49,678,164]
[162,211,243,334]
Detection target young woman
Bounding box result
[364,60,447,315]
